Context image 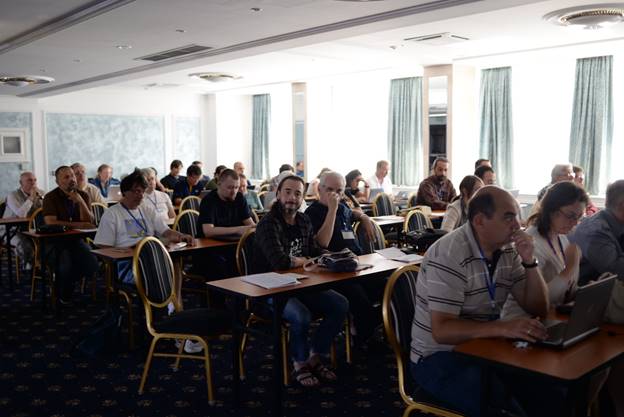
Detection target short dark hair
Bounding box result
[475,158,489,169]
[529,181,588,236]
[279,164,294,173]
[474,165,494,180]
[186,164,202,177]
[432,157,449,170]
[170,159,183,170]
[54,165,72,178]
[214,165,227,177]
[468,191,496,222]
[277,175,305,192]
[97,164,111,173]
[218,168,239,183]
[239,173,247,180]
[192,160,202,166]
[345,169,362,186]
[459,175,483,199]
[573,165,584,175]
[120,169,148,193]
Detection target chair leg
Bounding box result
[80,276,86,294]
[282,329,289,386]
[119,290,134,350]
[30,273,37,301]
[402,404,418,417]
[203,342,215,405]
[15,255,20,284]
[139,336,158,394]
[91,273,97,301]
[239,315,254,380]
[174,339,185,370]
[345,318,352,364]
[330,342,337,368]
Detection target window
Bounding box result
[0,129,27,162]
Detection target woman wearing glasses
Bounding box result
[502,181,588,318]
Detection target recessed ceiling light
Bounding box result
[188,72,242,83]
[73,59,82,63]
[544,4,624,29]
[116,44,132,50]
[0,75,55,87]
[250,7,262,12]
[175,29,187,33]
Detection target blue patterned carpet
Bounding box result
[0,266,418,417]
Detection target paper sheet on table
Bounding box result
[242,272,301,289]
[375,247,424,264]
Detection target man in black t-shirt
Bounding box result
[160,159,185,190]
[305,171,385,350]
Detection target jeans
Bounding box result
[45,239,99,299]
[411,351,566,417]
[281,290,349,363]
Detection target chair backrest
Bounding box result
[173,209,200,237]
[236,229,256,275]
[404,209,433,233]
[407,192,418,208]
[382,264,420,404]
[180,195,201,212]
[258,191,276,208]
[354,220,386,254]
[91,202,108,226]
[372,193,395,217]
[414,205,432,216]
[133,237,176,331]
[29,207,45,230]
[250,208,259,224]
[259,183,270,193]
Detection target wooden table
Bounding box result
[207,253,410,417]
[21,228,97,313]
[0,217,29,289]
[455,321,624,416]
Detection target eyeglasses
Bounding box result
[129,188,146,195]
[558,209,583,222]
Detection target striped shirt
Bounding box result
[410,223,527,363]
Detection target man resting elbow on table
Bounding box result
[409,186,566,417]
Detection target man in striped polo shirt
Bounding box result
[410,186,553,417]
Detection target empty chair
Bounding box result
[180,195,201,212]
[91,202,108,227]
[354,220,386,254]
[372,193,396,217]
[403,209,433,234]
[172,209,200,237]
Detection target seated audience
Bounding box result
[295,161,304,177]
[71,163,104,204]
[253,175,348,387]
[149,167,167,192]
[172,164,204,205]
[89,164,120,198]
[305,171,383,349]
[270,164,295,191]
[268,170,308,213]
[474,158,491,169]
[537,163,574,200]
[233,161,252,188]
[572,165,599,216]
[502,181,587,318]
[140,167,175,221]
[3,171,44,267]
[94,169,193,284]
[474,165,496,185]
[410,186,561,417]
[415,157,457,210]
[345,169,370,204]
[306,167,331,199]
[192,160,211,183]
[239,173,263,211]
[440,175,483,232]
[205,165,227,191]
[367,160,393,195]
[160,159,185,190]
[43,166,98,302]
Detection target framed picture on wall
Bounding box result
[0,128,27,162]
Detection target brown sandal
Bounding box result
[310,361,337,382]
[292,365,319,387]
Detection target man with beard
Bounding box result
[253,174,348,387]
[415,157,457,210]
[42,166,98,302]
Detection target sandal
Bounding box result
[310,361,337,382]
[292,365,319,387]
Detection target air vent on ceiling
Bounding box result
[404,32,469,46]
[189,72,242,83]
[544,4,624,29]
[136,44,213,62]
[0,75,55,87]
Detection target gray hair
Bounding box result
[319,171,346,189]
[140,167,155,178]
[550,163,573,182]
[606,180,624,210]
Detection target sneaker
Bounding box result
[175,339,203,353]
[167,302,175,316]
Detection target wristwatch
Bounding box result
[521,258,539,268]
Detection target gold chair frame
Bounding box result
[179,195,201,212]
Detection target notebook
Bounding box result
[539,273,616,349]
[242,272,306,289]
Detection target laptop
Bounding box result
[368,188,384,203]
[395,190,409,200]
[107,185,122,202]
[539,274,616,348]
[199,189,211,199]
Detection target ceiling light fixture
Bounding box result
[544,3,624,29]
[0,75,55,87]
[175,29,187,33]
[116,44,132,49]
[250,7,262,12]
[188,72,242,83]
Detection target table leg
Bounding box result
[231,296,242,407]
[4,226,14,290]
[40,239,47,311]
[480,364,491,417]
[272,297,286,417]
[568,378,590,417]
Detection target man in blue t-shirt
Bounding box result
[305,171,385,350]
[172,164,205,205]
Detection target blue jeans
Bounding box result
[281,290,349,363]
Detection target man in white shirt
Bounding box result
[139,167,175,222]
[94,169,193,284]
[367,160,393,195]
[3,171,44,264]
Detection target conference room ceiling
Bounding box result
[2,0,624,97]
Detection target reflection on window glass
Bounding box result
[3,136,21,154]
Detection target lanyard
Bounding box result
[474,237,498,312]
[547,235,566,263]
[122,204,148,236]
[146,192,158,209]
[65,199,76,222]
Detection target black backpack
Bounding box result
[74,308,123,358]
[405,228,447,252]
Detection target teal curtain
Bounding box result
[569,56,613,195]
[387,77,423,186]
[479,67,513,189]
[251,94,270,179]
